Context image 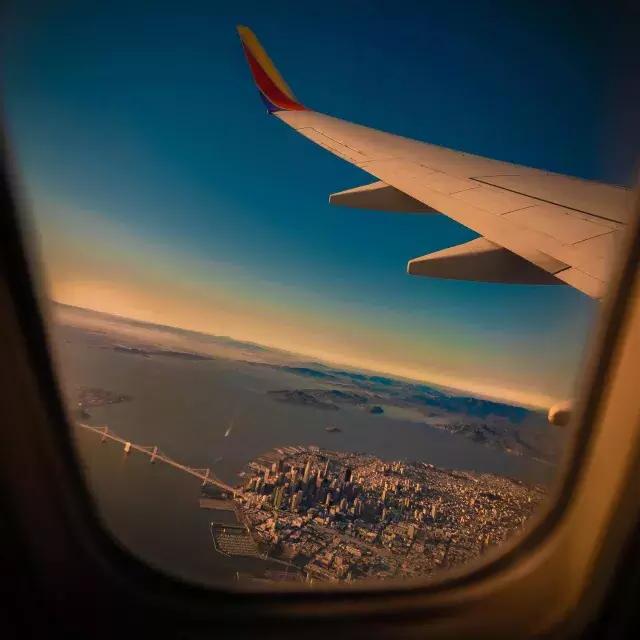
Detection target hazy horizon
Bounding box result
[52,300,555,410]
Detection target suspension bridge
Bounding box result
[77,423,237,496]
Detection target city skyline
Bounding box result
[233,445,545,581]
[3,2,636,408]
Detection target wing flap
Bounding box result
[407,237,564,285]
[329,181,436,213]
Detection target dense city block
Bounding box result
[236,446,546,582]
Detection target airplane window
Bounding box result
[2,2,637,589]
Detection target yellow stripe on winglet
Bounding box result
[237,25,297,101]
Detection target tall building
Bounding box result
[322,459,330,478]
[303,458,312,484]
[273,486,284,510]
[343,467,352,483]
[325,492,332,506]
[306,477,316,499]
[291,490,303,512]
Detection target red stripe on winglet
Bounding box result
[241,43,305,111]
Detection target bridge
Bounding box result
[77,423,237,496]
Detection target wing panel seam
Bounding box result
[470,177,624,225]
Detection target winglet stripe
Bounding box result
[241,42,305,111]
[237,25,305,112]
[237,25,295,99]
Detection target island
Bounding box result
[74,386,132,421]
[114,344,213,360]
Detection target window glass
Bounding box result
[2,1,637,588]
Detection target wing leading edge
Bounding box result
[236,25,632,299]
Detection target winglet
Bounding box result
[237,25,306,113]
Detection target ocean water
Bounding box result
[56,325,554,486]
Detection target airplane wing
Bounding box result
[237,26,633,298]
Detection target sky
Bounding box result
[1,1,638,408]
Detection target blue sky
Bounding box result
[2,1,638,406]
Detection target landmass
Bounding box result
[265,378,553,461]
[53,304,561,585]
[78,386,131,408]
[268,389,368,411]
[235,446,545,582]
[75,386,132,420]
[114,345,213,360]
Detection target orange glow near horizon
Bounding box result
[48,274,559,410]
[36,208,575,411]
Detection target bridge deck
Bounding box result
[77,423,236,495]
